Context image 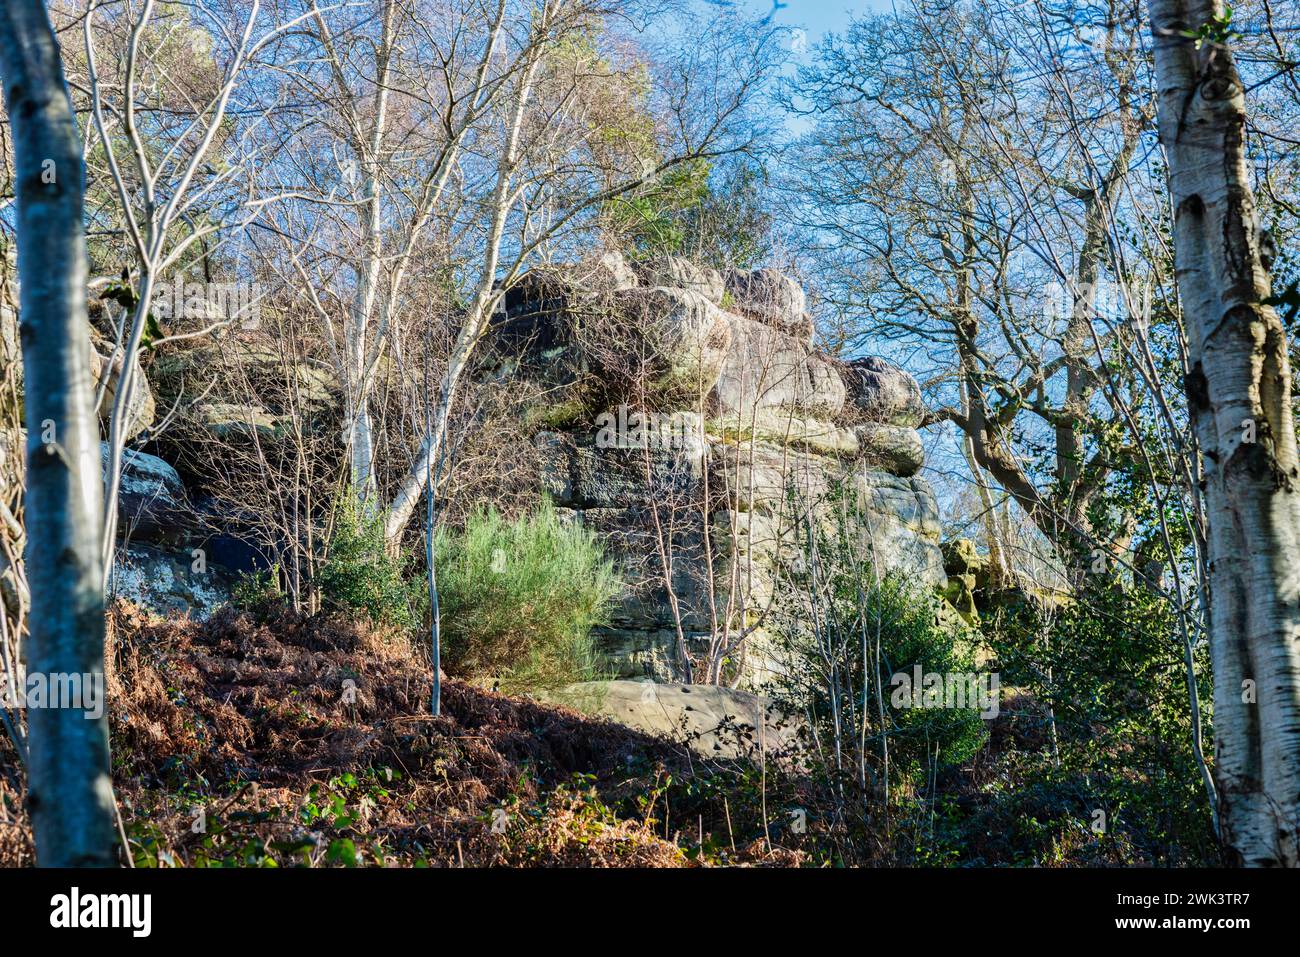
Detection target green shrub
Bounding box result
[770,572,989,787]
[757,480,990,867]
[317,498,421,630]
[435,501,618,692]
[870,578,990,776]
[982,579,1218,864]
[231,564,282,610]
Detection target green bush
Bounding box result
[871,578,990,777]
[317,498,421,630]
[770,571,988,788]
[982,579,1218,864]
[231,564,282,610]
[434,501,618,692]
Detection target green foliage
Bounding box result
[874,580,990,775]
[435,501,618,692]
[764,478,990,797]
[231,564,282,610]
[682,160,774,269]
[607,159,712,258]
[98,276,166,349]
[1181,7,1239,49]
[771,571,988,788]
[127,768,401,868]
[1267,278,1300,327]
[317,498,421,630]
[982,579,1218,865]
[604,157,774,268]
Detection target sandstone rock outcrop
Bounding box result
[724,267,815,343]
[608,286,733,398]
[494,257,943,688]
[99,442,245,617]
[111,542,236,618]
[712,310,845,417]
[941,537,984,622]
[843,355,927,428]
[21,250,946,693]
[634,256,725,304]
[151,338,338,440]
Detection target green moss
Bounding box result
[527,396,588,431]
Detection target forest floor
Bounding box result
[0,600,1180,867]
[2,602,804,867]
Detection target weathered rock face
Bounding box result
[713,311,845,417]
[101,443,240,617]
[89,327,156,441]
[724,267,815,343]
[941,538,984,623]
[501,258,945,688]
[843,355,926,428]
[110,543,234,619]
[856,423,925,477]
[536,680,806,760]
[608,286,733,399]
[634,256,725,304]
[103,443,195,545]
[151,337,338,440]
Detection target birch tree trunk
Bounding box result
[340,0,395,506]
[0,0,117,867]
[1151,0,1300,867]
[382,50,543,546]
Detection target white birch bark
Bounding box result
[1151,0,1300,867]
[383,48,543,544]
[0,0,116,867]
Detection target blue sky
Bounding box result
[726,0,895,134]
[750,0,890,38]
[702,2,969,513]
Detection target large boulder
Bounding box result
[843,356,925,427]
[590,250,640,292]
[711,312,845,418]
[194,401,283,440]
[605,286,733,400]
[537,680,806,760]
[634,256,725,304]
[855,423,925,477]
[102,442,194,545]
[723,268,815,343]
[109,542,233,619]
